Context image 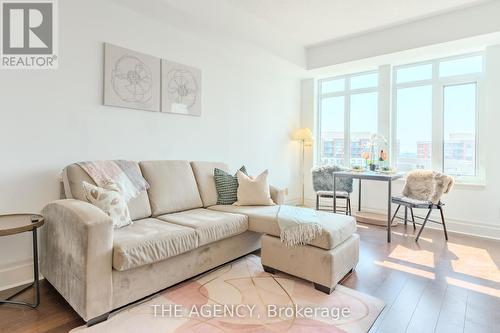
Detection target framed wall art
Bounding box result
[161,59,201,116]
[104,43,160,112]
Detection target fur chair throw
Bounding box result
[311,165,353,193]
[402,170,454,204]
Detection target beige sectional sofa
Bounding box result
[41,160,358,325]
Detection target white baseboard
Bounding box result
[0,260,43,291]
[367,206,500,240]
[438,217,500,240]
[382,209,500,240]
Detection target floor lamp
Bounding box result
[292,128,313,206]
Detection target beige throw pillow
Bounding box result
[234,170,275,206]
[82,181,132,228]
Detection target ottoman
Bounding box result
[261,212,359,294]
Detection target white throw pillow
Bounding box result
[234,170,275,206]
[82,181,132,228]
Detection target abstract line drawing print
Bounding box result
[104,43,160,112]
[162,59,202,116]
[112,55,153,103]
[166,68,198,109]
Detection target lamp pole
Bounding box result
[292,127,313,207]
[301,139,305,206]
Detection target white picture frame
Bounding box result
[104,43,161,112]
[161,59,201,116]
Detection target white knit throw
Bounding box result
[277,205,323,247]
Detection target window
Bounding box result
[443,83,477,176]
[321,78,345,94]
[396,63,432,83]
[350,92,378,166]
[439,55,483,77]
[319,96,344,165]
[395,85,433,171]
[318,71,378,167]
[316,52,484,183]
[350,72,378,89]
[393,53,483,180]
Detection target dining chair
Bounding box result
[391,170,454,242]
[312,165,353,215]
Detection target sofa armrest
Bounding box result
[270,185,287,205]
[41,199,113,322]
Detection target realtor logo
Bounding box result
[1,0,58,69]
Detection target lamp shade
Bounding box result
[292,128,313,142]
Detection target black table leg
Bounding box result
[358,179,362,212]
[33,228,40,307]
[0,229,40,308]
[387,180,392,243]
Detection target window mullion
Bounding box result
[391,69,398,169]
[432,63,444,172]
[476,80,485,182]
[317,92,323,166]
[378,64,391,164]
[344,92,350,167]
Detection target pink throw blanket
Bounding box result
[77,160,149,202]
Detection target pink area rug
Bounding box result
[72,255,383,333]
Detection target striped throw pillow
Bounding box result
[214,166,247,205]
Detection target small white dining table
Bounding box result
[333,171,404,243]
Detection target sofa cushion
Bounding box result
[140,160,203,216]
[208,205,356,250]
[190,161,229,207]
[208,205,279,233]
[214,166,247,205]
[234,170,274,206]
[63,163,152,221]
[157,208,248,246]
[112,218,198,271]
[82,181,132,228]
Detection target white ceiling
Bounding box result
[117,0,493,67]
[231,0,490,47]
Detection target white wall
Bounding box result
[0,0,305,289]
[302,41,500,240]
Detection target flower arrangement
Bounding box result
[362,134,388,171]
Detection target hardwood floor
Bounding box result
[0,223,499,333]
[0,280,84,333]
[345,224,500,333]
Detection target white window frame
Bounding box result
[391,52,485,184]
[317,70,379,167]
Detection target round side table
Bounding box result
[0,214,44,308]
